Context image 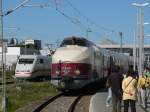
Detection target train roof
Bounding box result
[63,36,86,40]
[18,55,51,59]
[60,36,94,47]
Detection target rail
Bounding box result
[32,92,64,112]
[68,95,83,112]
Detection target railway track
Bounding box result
[68,95,83,112]
[32,92,83,112]
[31,81,103,112]
[32,92,64,112]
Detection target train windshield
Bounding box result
[18,58,34,64]
[60,38,88,47]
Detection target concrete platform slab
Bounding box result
[89,92,149,112]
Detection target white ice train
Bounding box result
[15,55,51,79]
[51,36,135,90]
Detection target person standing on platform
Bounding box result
[145,68,150,105]
[137,68,147,108]
[107,67,123,112]
[122,68,137,112]
[106,68,112,107]
[106,77,112,107]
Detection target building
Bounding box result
[0,38,41,67]
[25,39,41,49]
[0,46,40,67]
[97,38,150,66]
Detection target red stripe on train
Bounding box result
[51,63,91,77]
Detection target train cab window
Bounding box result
[36,59,44,64]
[60,38,88,47]
[60,39,73,46]
[18,58,34,64]
[40,59,44,64]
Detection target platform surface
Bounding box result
[89,91,150,112]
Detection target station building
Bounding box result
[0,38,41,68]
[97,39,150,66]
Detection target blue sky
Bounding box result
[3,0,150,47]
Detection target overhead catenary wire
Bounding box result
[65,0,117,34]
[53,0,103,37]
[48,0,121,40]
[54,0,88,31]
[3,0,31,16]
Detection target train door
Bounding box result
[97,51,103,79]
[90,46,96,75]
[91,46,98,80]
[103,55,109,79]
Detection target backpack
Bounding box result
[146,71,150,77]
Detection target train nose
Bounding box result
[59,76,73,88]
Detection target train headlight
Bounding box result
[56,70,60,75]
[75,69,80,75]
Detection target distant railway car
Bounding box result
[51,36,135,90]
[15,55,51,79]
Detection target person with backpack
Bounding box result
[145,68,150,105]
[122,68,137,112]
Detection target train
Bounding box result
[51,36,135,90]
[15,55,51,80]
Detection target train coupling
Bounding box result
[59,76,73,88]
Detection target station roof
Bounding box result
[97,44,150,48]
[97,38,150,48]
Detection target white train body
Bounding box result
[15,55,51,79]
[51,36,135,90]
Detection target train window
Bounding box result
[60,39,73,46]
[18,58,34,64]
[75,39,88,46]
[36,59,44,64]
[60,38,88,47]
[40,59,44,64]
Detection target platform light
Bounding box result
[132,3,149,7]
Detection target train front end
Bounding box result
[15,55,35,79]
[51,37,92,90]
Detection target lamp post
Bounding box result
[133,22,149,71]
[132,2,149,75]
[145,34,150,37]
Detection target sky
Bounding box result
[2,0,150,48]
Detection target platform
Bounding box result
[89,91,150,112]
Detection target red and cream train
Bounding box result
[51,36,134,90]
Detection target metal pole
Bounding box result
[119,32,123,53]
[0,0,6,112]
[135,8,139,72]
[132,2,149,75]
[133,30,136,71]
[139,7,145,75]
[137,8,140,75]
[141,9,145,69]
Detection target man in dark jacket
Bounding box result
[107,67,123,112]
